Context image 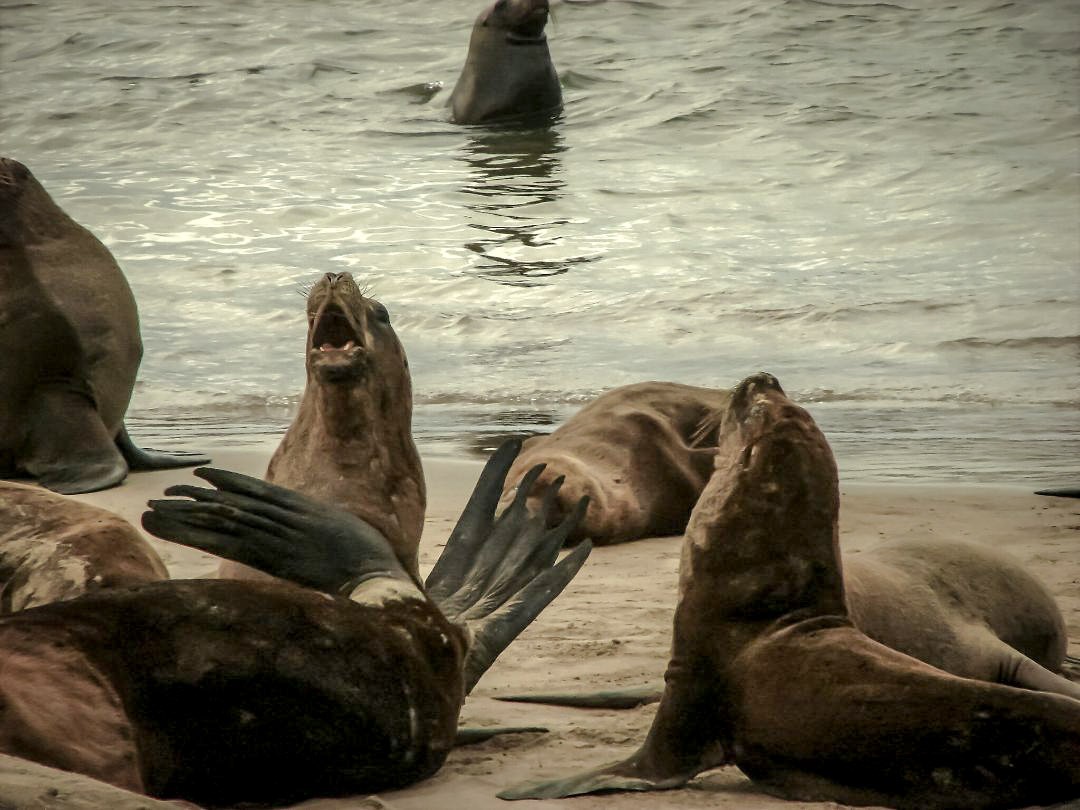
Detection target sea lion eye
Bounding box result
[373,303,391,324]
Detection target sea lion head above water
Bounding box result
[449,0,562,125]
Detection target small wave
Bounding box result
[939,336,1080,352]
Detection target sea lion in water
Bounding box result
[0,157,206,494]
[220,271,425,582]
[0,481,168,612]
[0,442,591,804]
[499,382,730,545]
[501,374,1080,808]
[449,0,562,125]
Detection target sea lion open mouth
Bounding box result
[310,303,362,354]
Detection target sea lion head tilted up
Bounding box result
[449,0,562,125]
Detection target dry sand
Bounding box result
[46,445,1080,809]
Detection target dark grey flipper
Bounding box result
[454,726,547,746]
[426,440,592,693]
[116,424,209,471]
[1034,488,1080,499]
[21,388,127,494]
[496,683,663,710]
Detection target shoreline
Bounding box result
[22,448,1080,809]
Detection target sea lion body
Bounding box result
[0,481,168,612]
[500,381,729,544]
[0,157,205,493]
[449,0,562,125]
[502,373,1080,808]
[221,272,425,581]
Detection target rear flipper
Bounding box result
[1034,488,1080,498]
[454,726,547,746]
[998,648,1080,700]
[425,440,593,693]
[20,387,127,494]
[496,683,663,709]
[498,751,694,800]
[116,424,209,471]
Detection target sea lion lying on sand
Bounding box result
[0,157,206,494]
[220,271,425,582]
[500,381,730,545]
[501,373,1080,809]
[449,0,562,125]
[0,442,590,805]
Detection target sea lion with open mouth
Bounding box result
[0,157,206,494]
[221,271,425,581]
[501,373,1080,809]
[449,0,562,125]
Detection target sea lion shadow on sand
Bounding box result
[500,373,1080,809]
[0,442,592,806]
[0,157,207,494]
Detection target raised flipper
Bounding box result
[20,387,128,494]
[455,726,547,746]
[116,424,209,471]
[426,439,593,693]
[496,683,663,709]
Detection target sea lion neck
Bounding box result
[676,374,847,657]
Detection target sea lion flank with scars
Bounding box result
[501,373,1080,809]
[0,157,206,494]
[449,0,562,125]
[0,442,591,805]
[220,271,425,582]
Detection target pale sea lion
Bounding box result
[0,157,206,494]
[501,374,1080,808]
[220,271,425,581]
[0,481,168,612]
[0,442,591,805]
[449,0,562,125]
[499,381,730,544]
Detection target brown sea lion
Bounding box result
[0,442,591,805]
[0,481,168,612]
[0,157,206,494]
[220,271,425,581]
[449,0,562,125]
[501,373,1080,808]
[499,381,730,545]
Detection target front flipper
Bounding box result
[496,683,663,710]
[116,424,209,471]
[20,388,127,494]
[497,751,693,800]
[1034,487,1080,499]
[454,726,547,746]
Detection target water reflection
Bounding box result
[458,123,593,285]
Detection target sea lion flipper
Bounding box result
[1034,487,1080,499]
[116,424,209,471]
[497,754,691,800]
[20,388,128,494]
[454,726,547,746]
[495,683,664,709]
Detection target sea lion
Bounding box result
[501,374,1080,808]
[449,0,562,125]
[220,271,425,581]
[0,481,168,613]
[0,442,591,804]
[0,157,206,494]
[499,381,730,544]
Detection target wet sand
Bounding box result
[59,445,1080,810]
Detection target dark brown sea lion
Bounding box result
[0,481,168,612]
[220,271,425,581]
[0,157,206,494]
[449,0,562,125]
[501,374,1080,808]
[499,381,730,545]
[0,442,591,805]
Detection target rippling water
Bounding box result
[3,0,1077,483]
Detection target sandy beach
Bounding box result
[53,443,1079,810]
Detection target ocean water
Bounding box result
[2,0,1077,484]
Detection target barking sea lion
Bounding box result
[500,381,730,544]
[449,0,562,125]
[220,271,425,581]
[0,442,591,805]
[0,157,206,494]
[501,373,1080,809]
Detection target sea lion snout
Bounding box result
[0,157,32,191]
[305,272,378,382]
[484,0,551,42]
